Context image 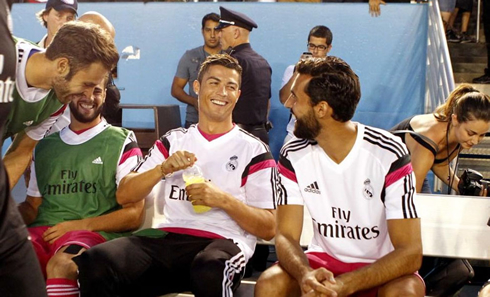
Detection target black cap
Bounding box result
[45,0,78,15]
[216,7,258,32]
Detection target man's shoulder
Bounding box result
[280,138,315,160]
[182,46,205,58]
[14,36,41,51]
[361,124,406,148]
[360,124,410,162]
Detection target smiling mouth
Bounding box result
[211,99,227,106]
[80,102,95,110]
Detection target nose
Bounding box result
[284,94,295,108]
[475,134,484,145]
[211,29,216,38]
[216,85,227,97]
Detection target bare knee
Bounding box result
[378,274,425,297]
[46,247,86,279]
[255,264,300,297]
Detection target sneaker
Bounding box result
[473,70,490,84]
[460,32,476,43]
[446,29,461,43]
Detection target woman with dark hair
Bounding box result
[392,84,490,193]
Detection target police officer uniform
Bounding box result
[216,7,272,144]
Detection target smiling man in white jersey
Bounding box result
[255,57,424,297]
[74,54,279,297]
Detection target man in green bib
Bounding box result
[17,74,144,297]
[3,21,119,191]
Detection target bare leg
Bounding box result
[378,274,425,297]
[254,264,301,297]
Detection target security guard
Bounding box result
[216,6,272,144]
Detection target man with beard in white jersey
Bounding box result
[18,74,144,297]
[255,57,424,297]
[74,54,279,297]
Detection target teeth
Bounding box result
[81,103,94,109]
[211,99,226,106]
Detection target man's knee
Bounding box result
[255,265,300,297]
[46,246,86,279]
[190,243,244,296]
[378,274,425,297]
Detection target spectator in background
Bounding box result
[216,6,272,144]
[447,0,476,43]
[441,0,459,42]
[18,74,144,297]
[279,25,332,144]
[0,0,47,295]
[171,12,221,128]
[473,0,490,83]
[36,0,77,49]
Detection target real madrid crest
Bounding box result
[362,178,374,200]
[226,156,238,171]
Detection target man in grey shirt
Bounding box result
[171,12,221,128]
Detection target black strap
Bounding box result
[392,130,439,156]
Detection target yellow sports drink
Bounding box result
[183,165,211,213]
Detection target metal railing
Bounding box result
[425,0,455,114]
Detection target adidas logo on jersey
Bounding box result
[92,157,103,165]
[304,181,321,194]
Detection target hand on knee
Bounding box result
[46,251,81,279]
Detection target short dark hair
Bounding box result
[296,56,361,122]
[308,25,333,46]
[46,22,119,81]
[202,13,220,29]
[197,54,242,86]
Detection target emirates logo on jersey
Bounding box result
[363,178,374,200]
[226,156,238,171]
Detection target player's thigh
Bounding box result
[378,274,425,297]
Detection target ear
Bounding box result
[193,79,200,96]
[56,57,70,77]
[314,101,329,118]
[451,113,460,126]
[42,11,49,24]
[234,27,240,39]
[326,44,333,55]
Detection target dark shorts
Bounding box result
[456,0,473,12]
